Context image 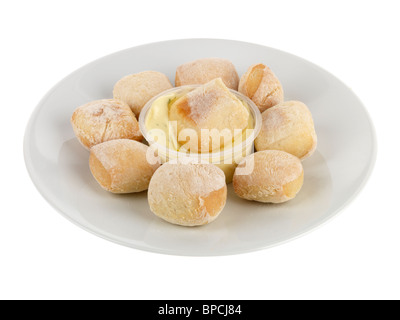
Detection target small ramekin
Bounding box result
[139,85,261,182]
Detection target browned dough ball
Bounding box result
[148,162,227,226]
[233,150,304,203]
[90,139,160,193]
[169,78,249,153]
[113,71,173,117]
[239,63,284,112]
[175,58,239,90]
[71,99,142,149]
[255,101,317,160]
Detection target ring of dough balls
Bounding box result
[175,58,239,90]
[233,150,304,203]
[71,99,142,149]
[89,139,161,193]
[239,63,284,112]
[113,71,173,117]
[255,101,317,160]
[148,162,227,226]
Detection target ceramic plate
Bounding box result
[24,39,376,256]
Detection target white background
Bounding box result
[1,0,399,300]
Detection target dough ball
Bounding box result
[148,162,227,226]
[89,139,161,193]
[255,101,317,160]
[233,150,304,203]
[71,99,142,149]
[238,63,284,112]
[113,71,173,117]
[169,78,249,153]
[175,58,239,90]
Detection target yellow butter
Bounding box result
[145,90,254,152]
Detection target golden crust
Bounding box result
[233,150,304,203]
[113,71,172,117]
[238,63,284,112]
[254,101,317,160]
[89,139,160,193]
[175,58,239,90]
[148,163,227,226]
[202,187,227,218]
[71,99,142,149]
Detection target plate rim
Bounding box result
[23,38,378,256]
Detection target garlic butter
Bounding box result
[144,89,254,153]
[140,84,261,183]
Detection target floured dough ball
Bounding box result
[233,150,304,203]
[175,58,239,90]
[113,71,173,117]
[239,63,284,112]
[169,78,249,153]
[89,139,161,193]
[148,162,227,226]
[255,101,317,160]
[71,99,142,149]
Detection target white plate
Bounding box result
[24,39,376,256]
